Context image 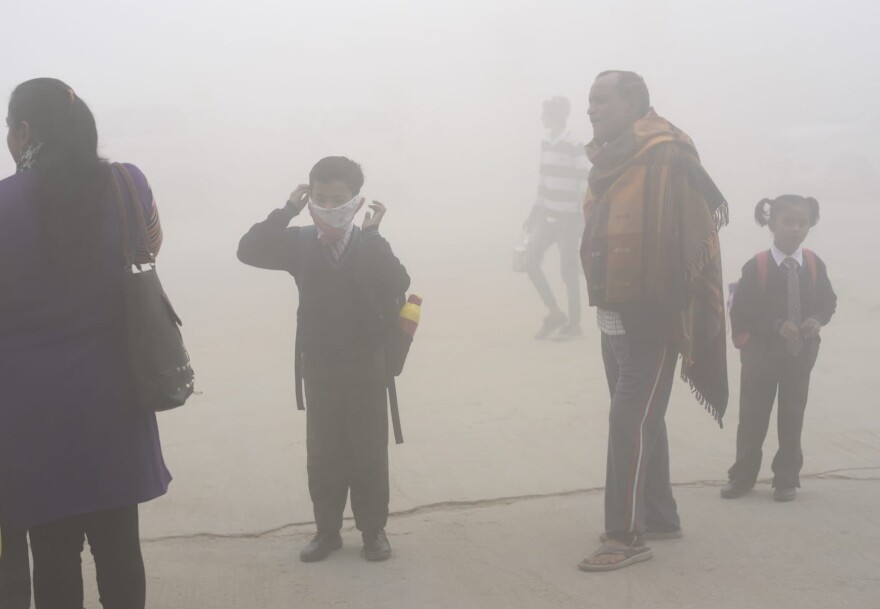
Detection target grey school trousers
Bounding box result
[601,333,681,546]
[305,377,390,534]
[727,340,818,489]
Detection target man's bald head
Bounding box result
[588,71,651,144]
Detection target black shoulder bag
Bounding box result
[111,163,195,412]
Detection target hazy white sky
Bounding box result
[2,0,878,252]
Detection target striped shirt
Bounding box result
[536,131,590,215]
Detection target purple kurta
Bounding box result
[0,164,171,532]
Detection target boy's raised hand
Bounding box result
[800,317,822,338]
[363,201,387,229]
[287,184,310,212]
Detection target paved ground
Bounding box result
[68,226,880,608]
[80,474,879,609]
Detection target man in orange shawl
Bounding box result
[578,71,729,572]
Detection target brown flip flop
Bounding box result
[578,544,653,572]
[599,528,682,542]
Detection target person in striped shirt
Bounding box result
[524,96,590,340]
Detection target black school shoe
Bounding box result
[773,487,797,502]
[720,481,753,499]
[300,531,343,563]
[362,529,392,561]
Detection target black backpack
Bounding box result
[292,226,409,444]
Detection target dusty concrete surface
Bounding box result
[66,228,880,608]
[68,230,874,609]
[80,476,879,609]
[142,245,880,540]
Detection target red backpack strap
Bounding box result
[802,249,818,288]
[756,250,770,289]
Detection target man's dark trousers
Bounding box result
[0,528,31,609]
[305,376,389,534]
[728,342,817,489]
[602,333,680,545]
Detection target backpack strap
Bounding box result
[757,248,818,290]
[803,249,818,288]
[387,377,404,444]
[756,250,770,289]
[349,239,406,444]
[294,226,318,411]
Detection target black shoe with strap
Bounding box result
[773,487,797,502]
[362,529,392,561]
[300,531,343,563]
[720,481,753,499]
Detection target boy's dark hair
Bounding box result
[754,195,820,227]
[309,156,364,195]
[8,78,110,271]
[596,70,651,116]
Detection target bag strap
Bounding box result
[294,226,318,411]
[114,163,156,265]
[757,249,818,290]
[756,250,770,289]
[349,243,406,443]
[387,377,403,444]
[109,166,135,267]
[803,249,818,288]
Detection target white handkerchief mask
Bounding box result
[308,195,364,243]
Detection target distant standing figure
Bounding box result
[524,96,590,340]
[0,78,171,608]
[577,71,729,572]
[722,196,836,502]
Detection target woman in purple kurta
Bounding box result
[0,78,171,608]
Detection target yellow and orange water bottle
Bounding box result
[388,294,421,378]
[399,294,422,338]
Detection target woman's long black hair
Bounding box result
[8,78,111,270]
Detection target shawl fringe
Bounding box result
[684,201,728,284]
[680,367,724,428]
[714,200,730,231]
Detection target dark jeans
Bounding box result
[28,505,145,609]
[526,213,582,325]
[0,527,31,609]
[602,333,680,546]
[306,378,390,534]
[728,341,817,489]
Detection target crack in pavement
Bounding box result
[142,465,880,544]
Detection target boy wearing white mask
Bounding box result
[238,156,410,563]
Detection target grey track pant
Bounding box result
[0,527,30,609]
[305,378,390,534]
[601,333,681,546]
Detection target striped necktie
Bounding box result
[782,257,802,356]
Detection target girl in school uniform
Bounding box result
[721,195,836,502]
